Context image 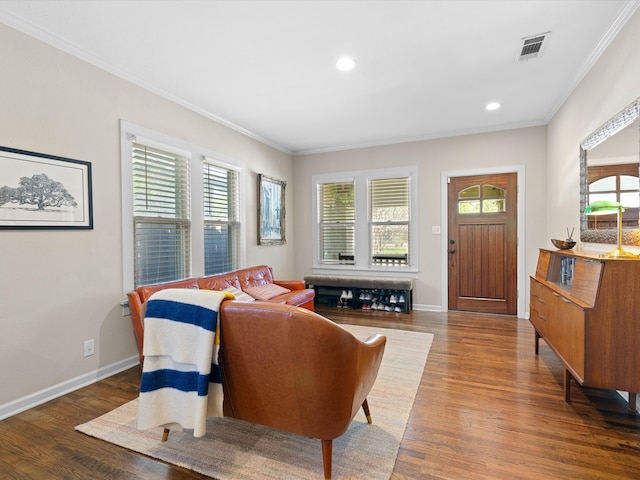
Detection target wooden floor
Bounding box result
[2,307,640,479]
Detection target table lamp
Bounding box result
[584,200,638,259]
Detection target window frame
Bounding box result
[202,157,242,276]
[312,166,418,273]
[121,121,245,301]
[131,141,192,287]
[317,180,356,265]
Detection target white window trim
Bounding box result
[311,166,419,274]
[120,120,246,302]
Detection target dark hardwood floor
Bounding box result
[2,307,640,479]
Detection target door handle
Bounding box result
[449,239,455,254]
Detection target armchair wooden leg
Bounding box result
[362,398,372,424]
[321,439,332,480]
[161,428,170,442]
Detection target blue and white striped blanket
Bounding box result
[137,288,232,437]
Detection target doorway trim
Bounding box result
[440,165,526,318]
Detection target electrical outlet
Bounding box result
[83,339,95,357]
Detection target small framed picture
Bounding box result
[0,146,93,229]
[258,174,285,245]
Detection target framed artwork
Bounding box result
[0,146,93,229]
[258,174,285,245]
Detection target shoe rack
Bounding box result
[314,286,412,314]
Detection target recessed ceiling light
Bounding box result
[336,57,356,72]
[486,102,501,111]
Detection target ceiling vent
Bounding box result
[516,32,550,62]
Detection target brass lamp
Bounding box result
[584,200,638,259]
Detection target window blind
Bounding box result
[318,181,355,263]
[203,161,240,275]
[132,142,190,287]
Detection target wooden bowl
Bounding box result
[551,239,576,250]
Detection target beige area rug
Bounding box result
[75,325,433,479]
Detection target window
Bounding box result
[588,164,639,228]
[203,160,240,275]
[132,142,190,287]
[369,177,409,266]
[318,181,355,264]
[121,122,244,296]
[457,184,506,214]
[313,167,417,271]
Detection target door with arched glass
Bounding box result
[447,173,517,314]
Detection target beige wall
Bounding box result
[0,24,295,410]
[547,10,640,254]
[292,127,548,310]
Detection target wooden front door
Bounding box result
[447,173,517,314]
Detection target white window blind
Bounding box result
[369,177,410,266]
[318,181,355,264]
[203,160,240,275]
[132,142,190,287]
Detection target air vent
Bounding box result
[516,32,550,61]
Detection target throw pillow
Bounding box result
[222,286,256,302]
[244,283,291,301]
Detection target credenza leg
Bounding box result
[534,330,540,355]
[628,392,638,414]
[564,369,572,403]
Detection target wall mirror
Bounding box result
[580,97,640,245]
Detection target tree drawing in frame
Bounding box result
[258,174,285,245]
[0,146,93,229]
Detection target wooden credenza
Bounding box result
[530,248,640,411]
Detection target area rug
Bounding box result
[75,325,433,479]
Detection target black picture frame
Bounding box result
[258,174,285,245]
[0,146,93,229]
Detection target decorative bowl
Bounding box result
[551,239,576,250]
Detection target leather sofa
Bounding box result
[127,265,315,365]
[216,301,385,480]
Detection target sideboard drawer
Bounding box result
[545,293,586,382]
[530,277,586,382]
[529,279,548,336]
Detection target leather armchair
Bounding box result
[218,302,386,480]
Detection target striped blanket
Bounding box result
[137,288,232,437]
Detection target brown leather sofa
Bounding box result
[127,265,315,365]
[219,301,385,480]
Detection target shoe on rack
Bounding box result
[394,306,402,313]
[346,290,353,300]
[371,302,378,310]
[390,294,397,304]
[384,304,392,312]
[398,295,406,304]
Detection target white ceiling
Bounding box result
[0,0,638,154]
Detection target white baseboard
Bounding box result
[412,303,443,312]
[0,355,139,421]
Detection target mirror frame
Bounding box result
[579,96,640,245]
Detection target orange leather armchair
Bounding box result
[218,302,386,480]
